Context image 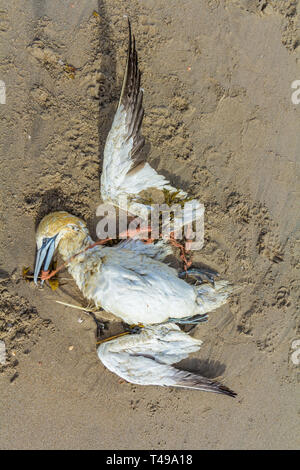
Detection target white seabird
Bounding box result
[32,21,236,394]
[33,22,233,326]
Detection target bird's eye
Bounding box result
[42,237,50,246]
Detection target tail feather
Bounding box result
[173,369,236,397]
[196,280,234,315]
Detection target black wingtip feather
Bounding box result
[217,384,237,398]
[174,369,237,398]
[118,18,145,164]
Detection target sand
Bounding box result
[0,0,299,449]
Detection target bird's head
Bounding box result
[34,211,89,284]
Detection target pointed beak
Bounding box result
[34,235,57,285]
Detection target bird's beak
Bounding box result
[34,235,57,285]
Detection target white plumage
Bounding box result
[100,21,204,229]
[54,226,233,325]
[98,323,236,396]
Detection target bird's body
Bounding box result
[53,212,232,325]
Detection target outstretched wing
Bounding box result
[101,19,145,201]
[100,20,204,229]
[97,323,236,396]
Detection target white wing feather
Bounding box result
[97,323,236,396]
[100,21,204,228]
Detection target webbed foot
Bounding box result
[89,311,109,338]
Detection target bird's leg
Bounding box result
[87,311,109,338]
[85,302,108,336]
[178,267,219,286]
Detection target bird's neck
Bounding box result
[57,231,102,297]
[58,232,94,262]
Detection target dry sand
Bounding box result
[0,0,299,449]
